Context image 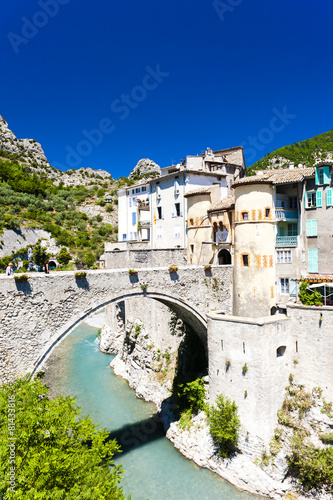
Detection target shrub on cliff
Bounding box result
[209,394,240,458]
[0,375,126,499]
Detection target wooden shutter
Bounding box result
[306,219,317,237]
[290,279,297,296]
[308,248,318,273]
[316,190,322,207]
[326,188,332,207]
[315,168,319,185]
[323,166,330,185]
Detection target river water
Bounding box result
[43,319,261,500]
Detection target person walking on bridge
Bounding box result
[6,263,14,276]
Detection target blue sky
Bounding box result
[1,0,332,178]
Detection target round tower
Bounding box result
[233,179,276,317]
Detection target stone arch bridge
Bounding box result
[0,265,232,384]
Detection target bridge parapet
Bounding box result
[0,265,232,384]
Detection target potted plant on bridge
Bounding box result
[14,274,29,283]
[128,269,138,276]
[168,264,178,273]
[75,271,87,280]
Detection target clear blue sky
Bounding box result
[1,0,332,178]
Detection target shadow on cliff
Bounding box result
[107,413,165,456]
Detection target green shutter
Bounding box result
[290,279,297,296]
[327,188,332,207]
[316,190,322,207]
[308,248,318,273]
[315,168,319,185]
[323,166,330,185]
[306,219,317,236]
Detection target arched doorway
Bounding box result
[218,248,231,265]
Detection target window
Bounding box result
[141,186,146,192]
[306,191,316,208]
[327,188,332,207]
[190,245,194,253]
[242,211,248,221]
[306,219,317,237]
[132,189,135,194]
[308,248,318,273]
[317,190,322,207]
[280,278,289,294]
[189,218,194,226]
[134,197,137,207]
[135,188,140,193]
[157,226,162,239]
[129,197,132,207]
[132,212,136,224]
[289,197,297,209]
[265,208,271,218]
[277,346,286,357]
[316,166,330,185]
[157,206,163,219]
[174,224,181,238]
[173,203,182,217]
[287,223,298,236]
[242,254,249,267]
[122,234,127,241]
[276,250,292,263]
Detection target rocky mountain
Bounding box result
[248,129,333,175]
[0,115,112,187]
[129,158,161,178]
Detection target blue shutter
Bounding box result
[290,279,297,296]
[308,248,318,273]
[132,212,136,224]
[327,188,332,207]
[315,168,319,185]
[323,166,330,185]
[129,197,132,207]
[306,219,317,236]
[316,190,322,207]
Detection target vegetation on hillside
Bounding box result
[0,157,144,269]
[0,375,126,499]
[247,129,333,175]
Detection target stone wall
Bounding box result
[207,312,290,452]
[287,303,333,402]
[0,265,233,384]
[208,303,333,451]
[103,247,187,269]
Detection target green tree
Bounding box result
[0,376,126,499]
[209,394,240,458]
[57,247,72,265]
[299,282,323,306]
[32,242,50,267]
[84,251,96,268]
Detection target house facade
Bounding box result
[117,147,245,250]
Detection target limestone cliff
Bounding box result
[128,158,161,179]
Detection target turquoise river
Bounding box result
[43,319,261,500]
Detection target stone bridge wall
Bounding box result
[102,248,187,269]
[0,265,233,384]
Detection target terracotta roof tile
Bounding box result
[208,196,235,212]
[184,187,212,197]
[233,167,315,187]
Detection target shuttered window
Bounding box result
[306,219,317,237]
[316,190,322,207]
[132,212,136,224]
[326,188,332,207]
[323,166,330,185]
[308,248,318,273]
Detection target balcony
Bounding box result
[276,236,298,247]
[275,208,298,221]
[138,221,151,228]
[138,200,150,211]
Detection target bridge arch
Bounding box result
[32,289,208,377]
